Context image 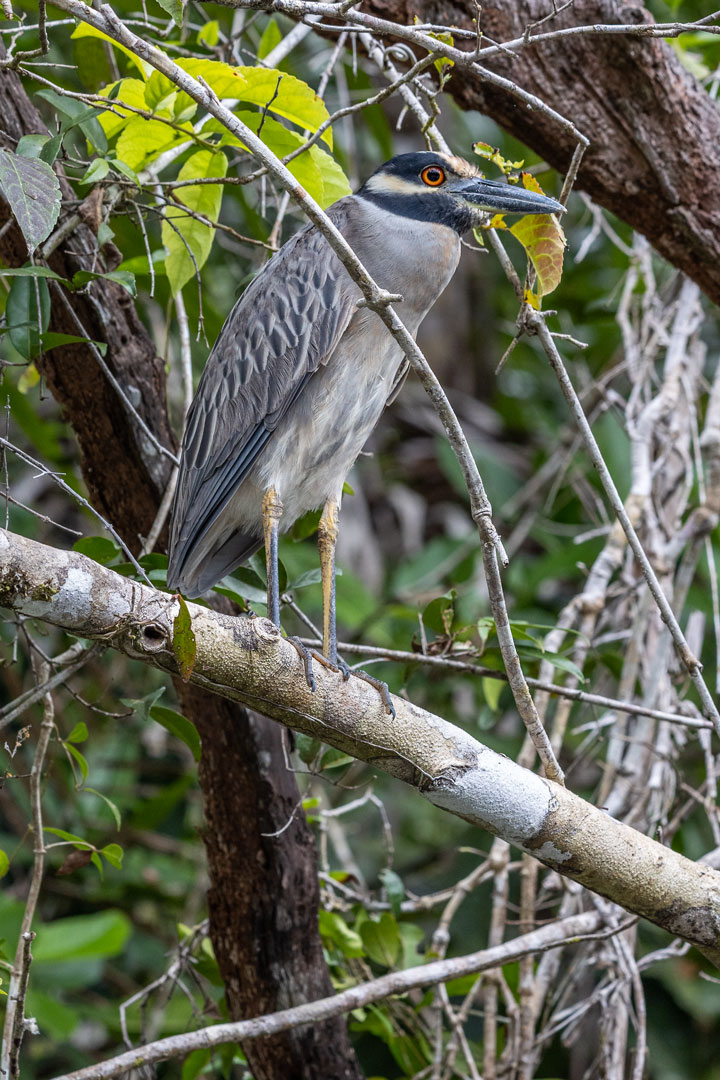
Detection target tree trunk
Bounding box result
[0,63,361,1079]
[185,687,362,1078]
[369,0,720,305]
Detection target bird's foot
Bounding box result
[287,639,395,716]
[356,669,396,717]
[343,664,396,718]
[286,636,337,693]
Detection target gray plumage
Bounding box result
[168,152,563,598]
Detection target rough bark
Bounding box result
[0,63,175,547]
[368,0,720,306]
[185,686,361,1078]
[1,64,361,1079]
[4,526,720,967]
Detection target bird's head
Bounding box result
[359,151,564,233]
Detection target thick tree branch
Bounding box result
[3,525,720,964]
[364,0,720,306]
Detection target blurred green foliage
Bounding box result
[0,0,719,1077]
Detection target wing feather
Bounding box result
[168,203,359,587]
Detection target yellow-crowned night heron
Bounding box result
[167,151,563,705]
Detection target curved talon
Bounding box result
[353,668,396,717]
[336,656,352,681]
[286,636,317,692]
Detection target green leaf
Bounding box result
[172,595,197,681]
[25,990,78,1039]
[295,733,322,764]
[39,132,63,166]
[96,78,148,140]
[516,646,585,682]
[182,1049,212,1080]
[162,148,227,295]
[197,21,219,48]
[179,59,333,146]
[37,332,108,356]
[234,66,333,148]
[64,741,89,785]
[71,268,137,297]
[150,705,201,762]
[257,18,282,60]
[207,111,348,208]
[155,0,184,28]
[120,685,166,722]
[291,507,322,541]
[318,911,364,958]
[144,71,178,112]
[16,134,53,160]
[378,869,404,917]
[0,850,9,880]
[66,721,88,744]
[71,24,151,79]
[99,843,124,870]
[83,787,122,830]
[398,922,425,968]
[44,827,93,847]
[482,676,504,711]
[34,89,107,154]
[115,114,186,172]
[313,149,352,205]
[33,909,131,963]
[290,567,342,590]
[79,158,110,185]
[73,535,122,564]
[0,149,61,251]
[7,274,51,359]
[360,913,401,968]
[0,265,68,282]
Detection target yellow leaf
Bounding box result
[507,175,565,298]
[523,287,541,311]
[510,213,566,298]
[17,362,39,394]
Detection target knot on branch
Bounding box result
[357,289,403,311]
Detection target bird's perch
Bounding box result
[2,525,720,963]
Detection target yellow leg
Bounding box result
[262,487,283,627]
[318,497,339,663]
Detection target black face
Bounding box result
[358,152,564,233]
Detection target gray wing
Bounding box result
[167,204,359,587]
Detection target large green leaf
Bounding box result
[7,274,51,359]
[33,909,131,963]
[116,115,189,172]
[71,23,151,79]
[96,78,148,140]
[0,149,60,252]
[207,112,349,208]
[178,59,333,146]
[162,148,227,295]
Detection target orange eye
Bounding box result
[421,165,446,187]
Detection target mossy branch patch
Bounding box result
[172,595,197,681]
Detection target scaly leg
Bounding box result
[317,495,395,717]
[318,496,340,664]
[262,486,283,628]
[263,487,326,691]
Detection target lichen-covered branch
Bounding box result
[2,525,720,962]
